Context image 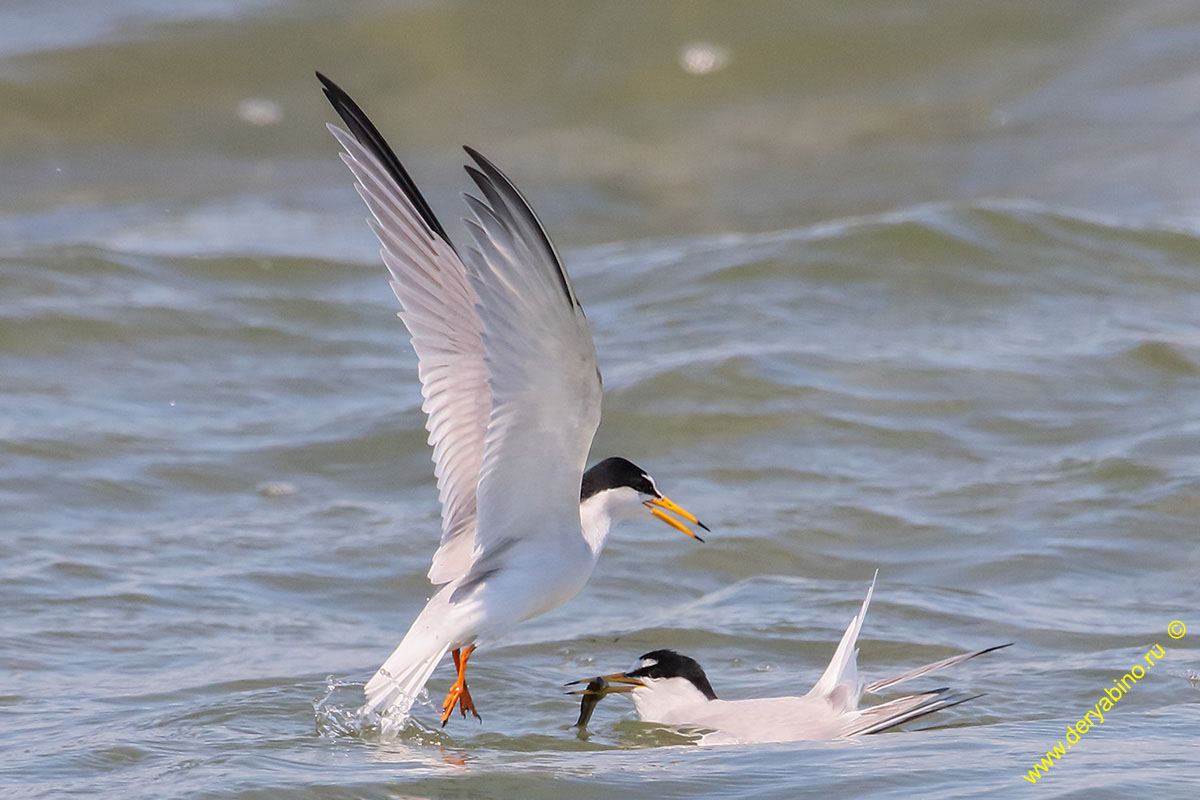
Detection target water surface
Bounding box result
[3,2,1200,797]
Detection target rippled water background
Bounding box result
[4,1,1200,797]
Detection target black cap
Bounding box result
[581,457,658,502]
[629,650,718,700]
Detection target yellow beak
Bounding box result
[643,495,709,542]
[565,672,645,696]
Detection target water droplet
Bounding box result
[237,97,283,126]
[679,42,730,75]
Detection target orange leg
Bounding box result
[450,648,476,719]
[440,645,481,726]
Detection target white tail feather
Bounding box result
[360,638,450,729]
[358,590,460,732]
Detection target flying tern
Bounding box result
[318,73,707,730]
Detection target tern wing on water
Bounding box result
[864,643,1012,694]
[804,573,1001,738]
[320,74,489,585]
[807,571,877,709]
[845,689,984,736]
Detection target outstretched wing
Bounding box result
[456,146,602,579]
[319,73,487,585]
[864,643,1012,694]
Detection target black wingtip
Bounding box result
[462,146,507,181]
[463,165,491,197]
[317,71,456,250]
[460,144,577,308]
[315,70,349,108]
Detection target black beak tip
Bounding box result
[697,520,711,533]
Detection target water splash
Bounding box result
[313,676,434,740]
[313,675,370,738]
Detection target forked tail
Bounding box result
[359,636,451,732]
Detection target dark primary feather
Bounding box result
[316,72,579,315]
[463,146,579,309]
[851,689,985,736]
[315,71,455,248]
[865,643,1012,694]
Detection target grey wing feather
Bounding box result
[845,690,984,736]
[321,73,601,587]
[458,151,601,565]
[463,148,579,308]
[321,76,488,585]
[864,643,1011,694]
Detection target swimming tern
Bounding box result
[568,576,1008,743]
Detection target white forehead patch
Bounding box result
[643,474,659,495]
[638,656,658,669]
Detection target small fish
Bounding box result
[572,676,609,729]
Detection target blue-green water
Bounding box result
[3,2,1199,797]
